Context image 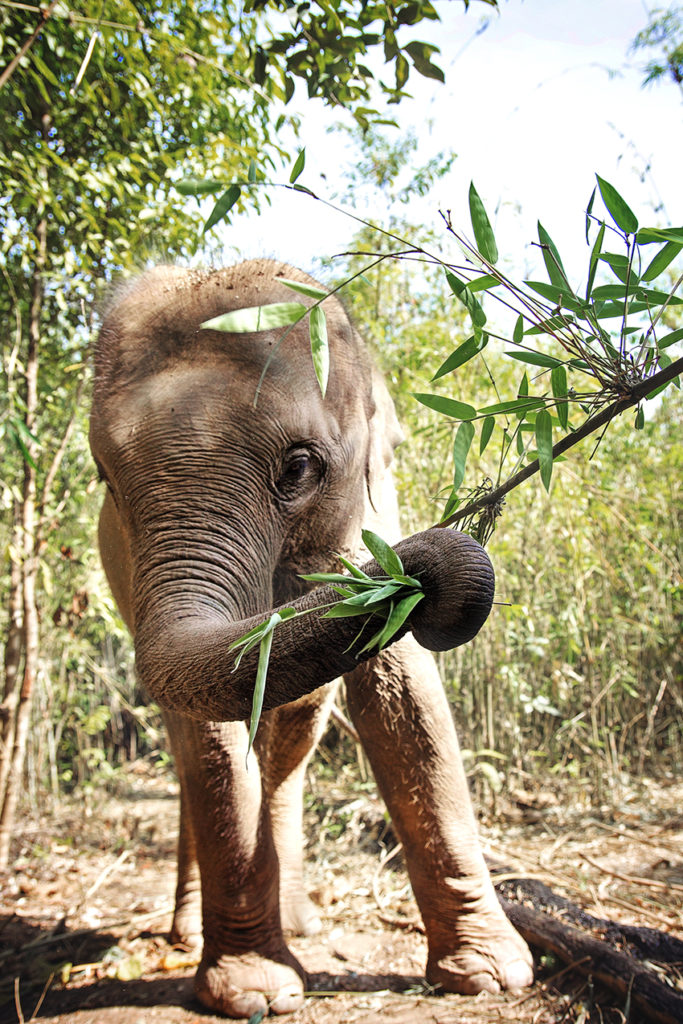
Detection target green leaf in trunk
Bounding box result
[361,529,404,577]
[358,591,425,654]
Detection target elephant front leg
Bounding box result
[344,636,534,995]
[173,717,305,1019]
[256,684,339,937]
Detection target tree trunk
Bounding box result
[0,168,47,865]
[0,511,24,802]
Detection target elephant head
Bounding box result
[90,260,495,722]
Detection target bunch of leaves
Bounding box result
[181,159,682,545]
[412,176,682,539]
[235,0,498,127]
[229,530,423,759]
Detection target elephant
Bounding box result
[89,259,534,1019]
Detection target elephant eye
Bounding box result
[276,447,322,500]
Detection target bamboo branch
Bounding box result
[0,0,59,91]
[438,354,683,530]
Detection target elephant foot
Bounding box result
[425,888,534,995]
[194,948,306,1019]
[280,891,322,937]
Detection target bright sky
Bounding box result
[219,0,682,285]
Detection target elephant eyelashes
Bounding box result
[275,448,323,501]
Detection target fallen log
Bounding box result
[495,876,683,1024]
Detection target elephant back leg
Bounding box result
[256,682,338,936]
[164,710,202,947]
[344,637,533,994]
[169,714,305,1018]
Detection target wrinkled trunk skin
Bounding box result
[91,262,533,1018]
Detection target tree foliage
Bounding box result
[0,0,495,862]
[631,3,683,95]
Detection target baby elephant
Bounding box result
[90,260,533,1018]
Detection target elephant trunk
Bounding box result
[132,528,495,724]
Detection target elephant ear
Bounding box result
[364,366,404,527]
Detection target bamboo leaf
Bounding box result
[466,274,500,292]
[300,571,375,587]
[323,601,376,619]
[642,241,683,282]
[536,409,553,492]
[309,306,329,397]
[246,625,275,760]
[452,420,475,491]
[513,314,524,344]
[637,226,683,245]
[361,529,404,577]
[364,582,403,604]
[358,591,425,653]
[377,592,425,649]
[289,148,306,183]
[278,277,329,300]
[175,177,225,196]
[526,280,585,312]
[506,351,562,369]
[551,365,568,430]
[201,302,307,333]
[431,334,488,381]
[413,393,477,420]
[336,555,372,580]
[586,221,606,298]
[537,221,568,288]
[445,270,487,327]
[585,186,597,242]
[659,326,683,350]
[203,185,241,232]
[479,415,495,454]
[596,175,639,234]
[468,182,498,264]
[479,397,545,416]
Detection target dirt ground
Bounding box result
[1,762,682,1024]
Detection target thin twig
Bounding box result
[580,852,683,893]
